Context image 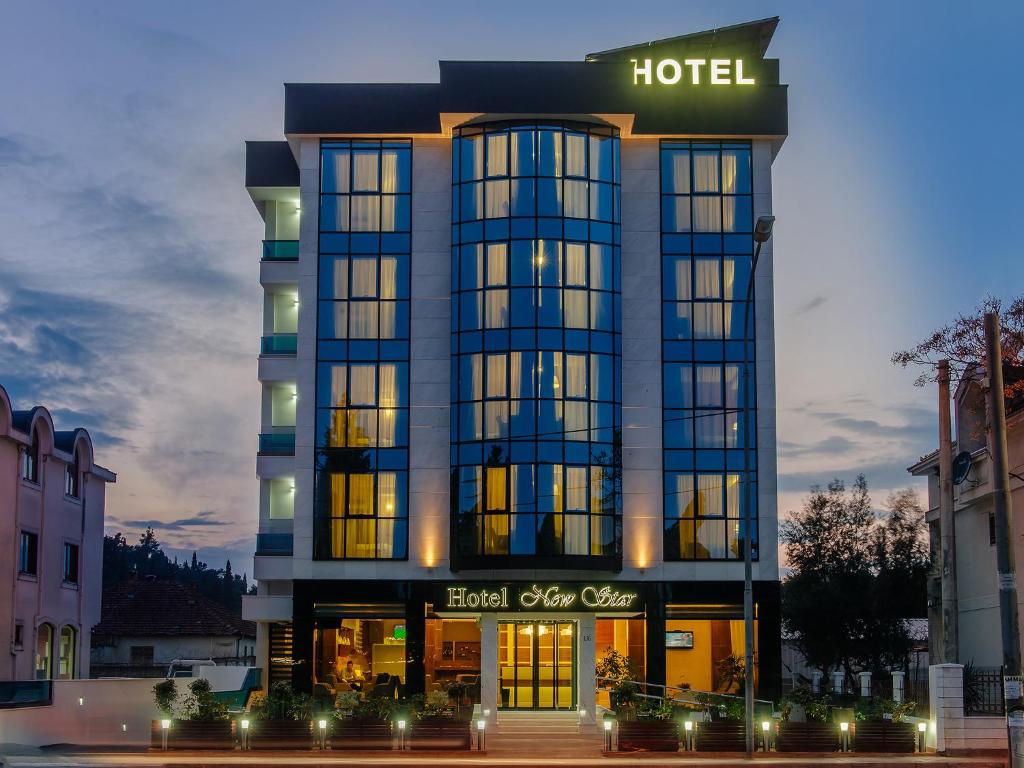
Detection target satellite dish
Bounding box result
[952,451,973,486]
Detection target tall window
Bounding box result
[19,531,38,575]
[35,624,53,680]
[58,626,76,679]
[451,122,622,565]
[315,140,411,559]
[23,426,40,482]
[62,542,79,584]
[660,141,756,561]
[65,448,81,498]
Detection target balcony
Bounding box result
[260,334,297,355]
[258,432,295,455]
[262,240,299,261]
[242,594,293,622]
[256,532,293,556]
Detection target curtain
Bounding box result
[381,150,398,193]
[698,474,723,517]
[351,258,376,297]
[485,180,509,218]
[349,474,374,515]
[380,196,396,231]
[346,518,375,558]
[465,135,484,180]
[675,474,696,518]
[724,365,739,408]
[692,197,721,232]
[350,196,380,232]
[468,353,482,401]
[485,289,508,329]
[722,196,738,233]
[510,130,533,176]
[331,257,349,299]
[693,152,719,193]
[671,196,691,232]
[486,133,508,177]
[566,243,586,286]
[330,365,347,407]
[378,364,397,407]
[328,409,346,447]
[486,467,507,511]
[695,259,720,298]
[347,410,376,447]
[722,258,736,299]
[508,352,522,399]
[564,290,587,329]
[325,196,349,232]
[487,244,507,286]
[378,408,396,447]
[671,151,690,193]
[565,354,586,398]
[726,474,740,516]
[332,303,348,339]
[485,401,508,439]
[721,152,738,194]
[331,517,344,558]
[673,258,692,299]
[564,401,587,441]
[379,302,395,339]
[565,133,585,177]
[695,365,722,407]
[327,150,350,193]
[564,180,588,218]
[693,302,722,339]
[331,474,347,516]
[486,353,507,398]
[349,301,378,339]
[590,466,609,514]
[589,244,608,289]
[349,364,376,405]
[377,472,397,516]
[379,257,397,299]
[353,151,379,191]
[376,519,395,558]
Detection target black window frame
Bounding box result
[19,531,38,576]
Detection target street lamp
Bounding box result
[743,214,775,756]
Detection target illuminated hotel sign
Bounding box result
[440,583,641,612]
[631,58,755,86]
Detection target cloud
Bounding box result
[795,294,827,314]
[778,460,923,496]
[777,434,858,459]
[112,509,229,531]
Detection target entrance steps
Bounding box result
[489,711,603,755]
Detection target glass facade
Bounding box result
[659,141,757,561]
[450,122,622,565]
[314,140,411,560]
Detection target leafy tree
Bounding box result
[781,477,927,681]
[892,293,1024,399]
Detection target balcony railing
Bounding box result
[256,532,294,556]
[260,334,297,355]
[258,432,295,455]
[262,240,299,261]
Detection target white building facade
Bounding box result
[243,19,788,720]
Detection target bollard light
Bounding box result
[684,720,693,731]
[477,719,487,751]
[319,719,327,730]
[604,719,612,731]
[160,719,170,751]
[240,719,250,750]
[604,719,613,752]
[840,721,849,732]
[161,719,171,729]
[917,722,927,733]
[398,719,407,730]
[917,721,927,753]
[241,719,250,730]
[761,720,771,751]
[839,721,849,753]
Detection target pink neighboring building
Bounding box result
[0,384,115,680]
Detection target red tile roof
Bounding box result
[92,579,255,639]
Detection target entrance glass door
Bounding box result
[498,621,575,710]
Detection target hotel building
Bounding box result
[243,18,788,723]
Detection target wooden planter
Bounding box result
[330,719,394,750]
[410,718,472,750]
[854,721,915,753]
[695,720,746,752]
[776,721,840,752]
[617,720,679,752]
[249,719,313,750]
[150,719,234,750]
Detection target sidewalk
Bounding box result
[0,751,1009,768]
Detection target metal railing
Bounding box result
[259,432,295,455]
[965,666,1005,717]
[596,676,774,715]
[256,532,294,556]
[262,240,299,261]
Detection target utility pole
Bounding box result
[938,359,958,663]
[984,312,1024,768]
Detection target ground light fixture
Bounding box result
[604,719,613,752]
[683,719,694,751]
[839,721,849,752]
[477,719,486,751]
[761,720,771,751]
[240,719,250,750]
[918,721,927,752]
[160,719,170,751]
[742,213,776,756]
[78,697,84,706]
[396,719,406,750]
[318,719,328,750]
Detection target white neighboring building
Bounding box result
[90,579,255,678]
[0,384,115,681]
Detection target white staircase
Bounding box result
[488,711,603,756]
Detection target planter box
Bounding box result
[777,721,840,752]
[617,720,679,752]
[150,719,234,750]
[854,721,915,753]
[331,719,394,750]
[696,720,746,752]
[249,719,313,750]
[410,719,472,750]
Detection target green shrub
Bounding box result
[153,679,177,717]
[182,678,228,722]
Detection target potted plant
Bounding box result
[617,701,680,752]
[853,697,916,753]
[248,681,314,750]
[611,680,639,718]
[597,649,632,710]
[695,697,746,752]
[447,681,473,721]
[331,694,394,749]
[151,678,234,750]
[410,690,471,750]
[776,685,839,752]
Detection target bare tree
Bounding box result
[892,294,1024,398]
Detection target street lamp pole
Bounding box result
[743,216,775,756]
